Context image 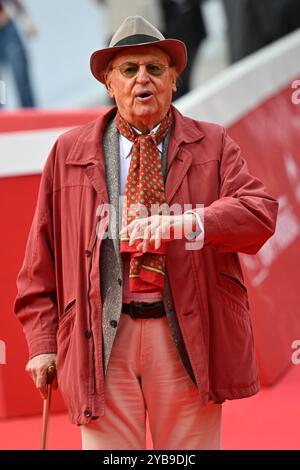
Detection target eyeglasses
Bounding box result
[110,61,171,78]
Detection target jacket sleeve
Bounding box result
[14,143,58,359]
[201,129,279,254]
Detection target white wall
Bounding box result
[5,0,108,108]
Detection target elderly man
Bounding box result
[14,16,278,450]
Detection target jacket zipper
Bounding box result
[87,201,104,395]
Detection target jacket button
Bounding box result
[110,320,118,328]
[85,249,92,257]
[117,277,122,286]
[84,409,92,418]
[85,330,92,339]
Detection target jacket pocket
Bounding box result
[219,272,247,293]
[64,298,76,314]
[59,298,76,329]
[56,299,77,371]
[217,272,249,312]
[212,284,257,391]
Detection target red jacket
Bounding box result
[14,106,278,425]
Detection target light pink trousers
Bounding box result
[81,313,222,450]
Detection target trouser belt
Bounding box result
[122,301,166,319]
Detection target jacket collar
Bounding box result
[167,105,205,165]
[65,106,117,166]
[170,104,205,144]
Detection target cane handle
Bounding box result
[46,363,56,385]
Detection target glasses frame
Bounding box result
[109,61,172,79]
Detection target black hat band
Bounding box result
[114,34,160,47]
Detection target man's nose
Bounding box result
[136,65,150,83]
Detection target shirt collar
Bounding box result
[120,123,162,159]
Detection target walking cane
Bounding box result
[40,363,56,450]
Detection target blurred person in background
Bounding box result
[160,0,207,99]
[223,0,300,63]
[14,16,278,450]
[0,0,36,107]
[95,0,163,42]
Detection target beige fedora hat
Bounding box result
[90,15,187,84]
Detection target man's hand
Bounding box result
[120,213,197,253]
[25,353,57,400]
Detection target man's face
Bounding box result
[105,46,177,132]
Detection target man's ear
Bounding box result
[172,71,178,92]
[105,74,114,98]
[107,86,115,99]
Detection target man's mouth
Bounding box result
[136,91,153,100]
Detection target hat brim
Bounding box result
[90,39,187,84]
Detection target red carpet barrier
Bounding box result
[0,109,104,132]
[227,85,300,385]
[0,110,103,418]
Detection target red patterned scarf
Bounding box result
[117,109,172,292]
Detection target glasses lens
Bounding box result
[146,63,166,76]
[119,63,139,78]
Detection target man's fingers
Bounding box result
[154,228,162,249]
[35,369,47,389]
[142,240,149,253]
[124,215,177,251]
[37,371,57,400]
[25,354,57,399]
[128,221,142,246]
[152,219,172,241]
[129,220,153,246]
[143,223,155,240]
[27,365,48,390]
